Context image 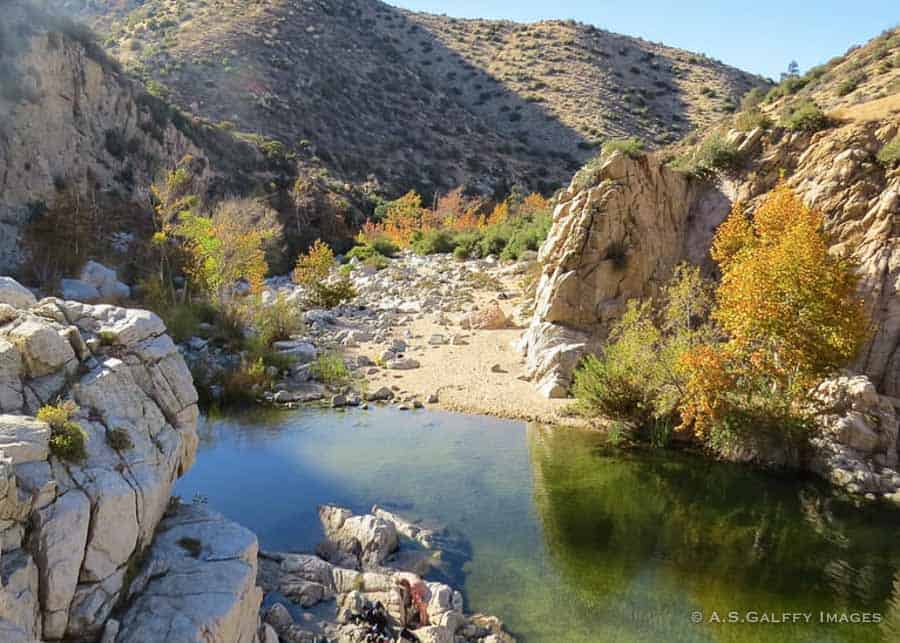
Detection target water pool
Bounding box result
[175,406,900,642]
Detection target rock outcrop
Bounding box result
[810,375,900,500]
[115,504,263,643]
[0,277,203,640]
[259,505,514,643]
[522,114,900,399]
[518,151,730,396]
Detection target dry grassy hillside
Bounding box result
[770,26,900,113]
[50,0,765,198]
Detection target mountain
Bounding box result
[44,0,765,197]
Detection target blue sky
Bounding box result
[390,1,899,79]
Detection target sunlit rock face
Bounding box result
[0,282,199,641]
[522,117,900,399]
[518,151,729,397]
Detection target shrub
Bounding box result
[781,100,831,132]
[363,255,389,271]
[602,137,645,159]
[293,240,334,286]
[310,352,351,386]
[877,135,900,168]
[739,86,766,112]
[174,196,279,299]
[671,133,741,178]
[38,401,88,463]
[734,108,772,132]
[308,279,357,309]
[345,245,377,262]
[221,357,270,404]
[251,293,303,347]
[836,72,865,97]
[571,155,605,191]
[370,237,400,258]
[573,265,716,426]
[412,229,457,255]
[106,427,134,451]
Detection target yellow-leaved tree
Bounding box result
[174,197,278,300]
[679,182,869,443]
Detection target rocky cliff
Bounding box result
[0,277,262,642]
[521,111,900,399]
[0,1,283,277]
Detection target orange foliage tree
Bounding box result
[679,182,869,438]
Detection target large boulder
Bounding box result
[79,261,130,302]
[520,120,900,399]
[116,504,262,643]
[0,278,36,310]
[317,505,399,569]
[59,279,102,304]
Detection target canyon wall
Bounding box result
[521,116,900,398]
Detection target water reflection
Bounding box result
[527,424,900,642]
[176,408,900,643]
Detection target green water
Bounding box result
[174,407,900,642]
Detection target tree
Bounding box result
[679,182,869,438]
[174,197,277,299]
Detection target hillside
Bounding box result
[0,0,370,277]
[50,0,765,197]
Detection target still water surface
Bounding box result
[174,407,900,642]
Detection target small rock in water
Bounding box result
[331,394,348,408]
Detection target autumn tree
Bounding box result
[679,182,869,440]
[174,197,278,300]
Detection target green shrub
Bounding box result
[478,227,510,257]
[671,133,741,178]
[602,137,645,159]
[38,401,88,463]
[453,245,471,261]
[877,135,900,167]
[106,427,134,451]
[370,237,400,258]
[739,86,766,112]
[571,155,605,191]
[781,100,831,132]
[836,72,865,97]
[345,245,378,262]
[251,293,303,347]
[363,255,389,271]
[412,229,457,255]
[310,352,351,386]
[308,279,357,308]
[573,265,716,427]
[500,213,551,260]
[452,231,483,260]
[734,108,772,132]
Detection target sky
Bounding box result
[390,1,899,80]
